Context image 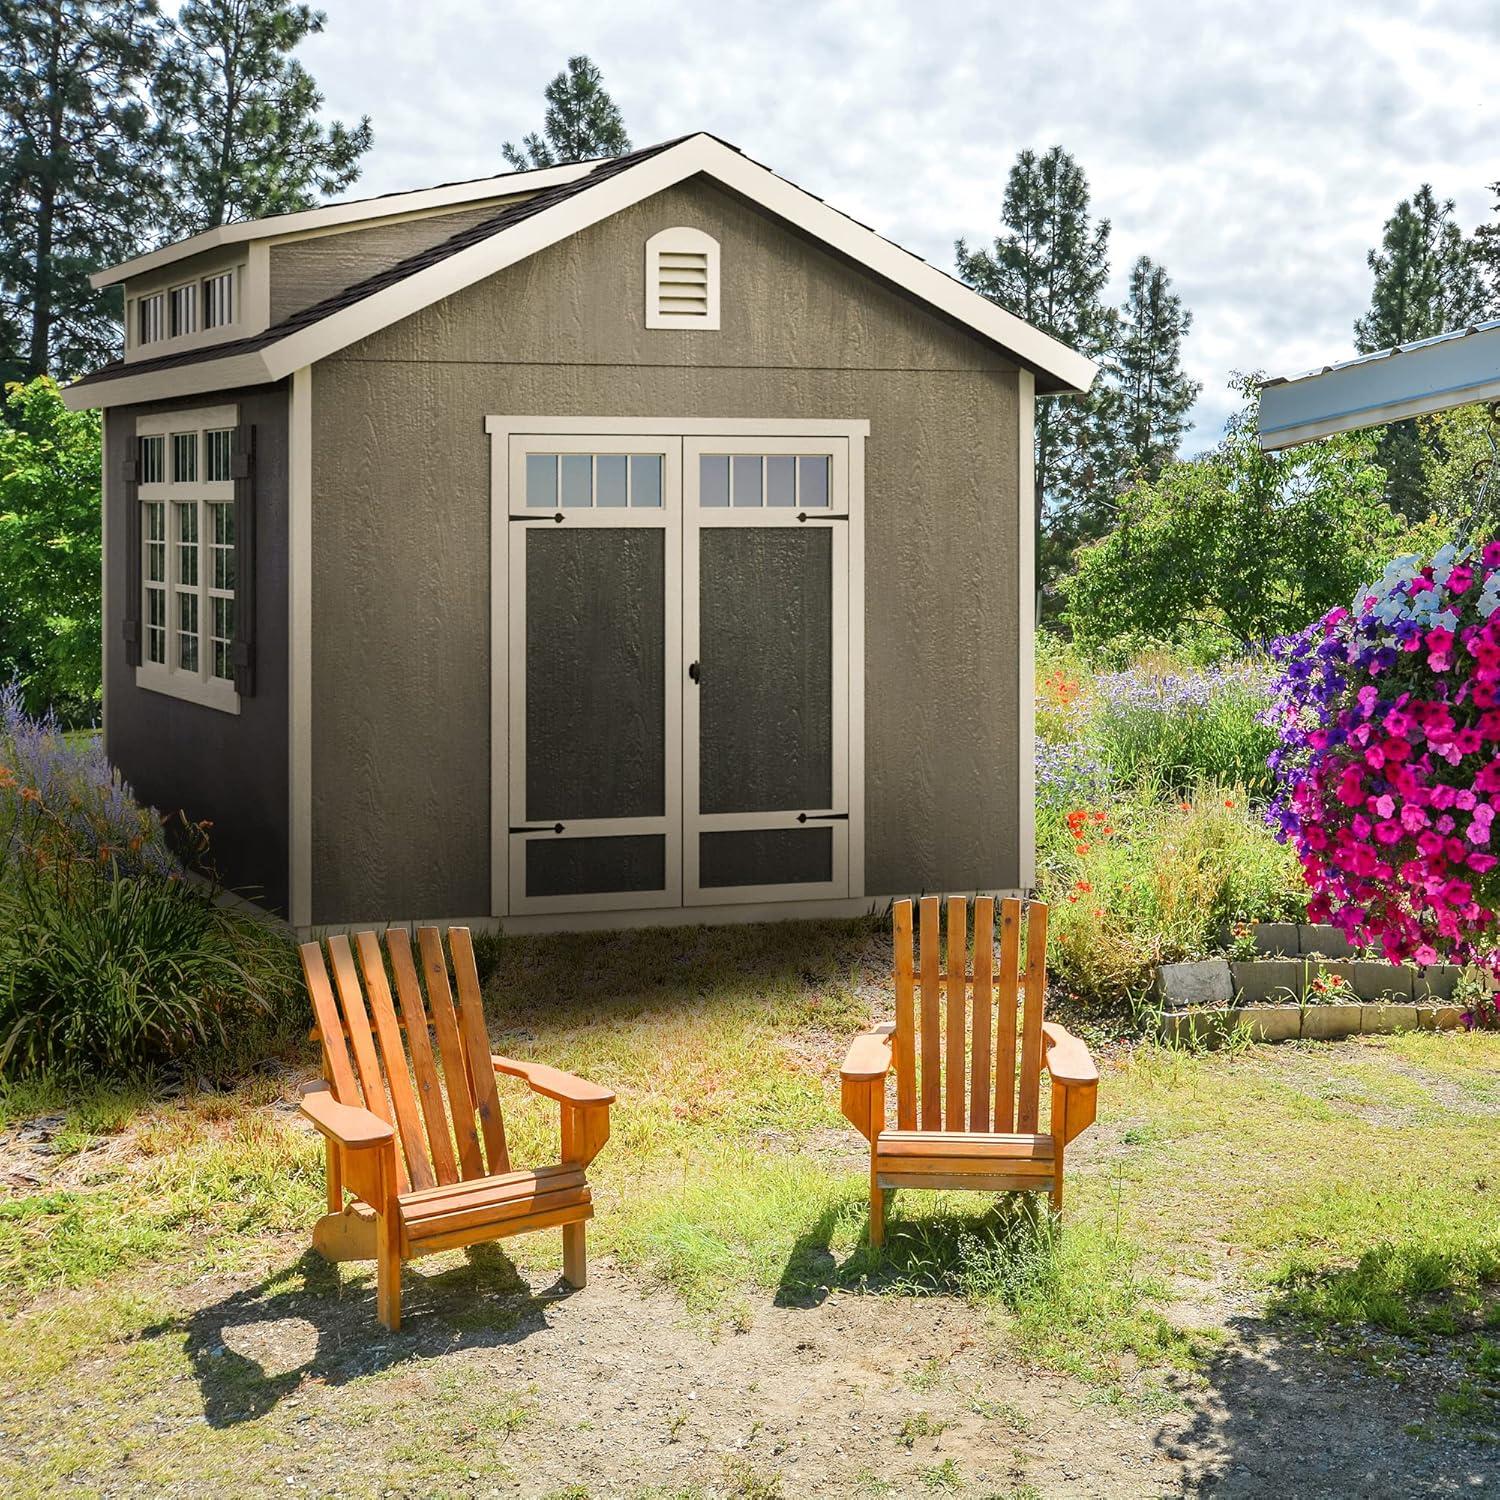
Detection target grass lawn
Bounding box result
[1,918,1497,1497]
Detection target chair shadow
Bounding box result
[774,1192,1053,1308]
[143,1243,575,1427]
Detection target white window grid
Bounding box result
[135,407,239,713]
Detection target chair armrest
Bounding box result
[1042,1022,1098,1086]
[492,1055,615,1107]
[840,1022,895,1082]
[299,1082,395,1149]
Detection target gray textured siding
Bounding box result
[309,178,1023,924]
[104,385,290,911]
[269,202,521,324]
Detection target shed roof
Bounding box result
[1258,319,1500,450]
[66,134,1096,408]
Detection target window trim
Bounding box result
[134,405,241,714]
[644,227,720,330]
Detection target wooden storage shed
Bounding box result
[65,134,1095,933]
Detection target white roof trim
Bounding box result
[68,134,1096,409]
[89,160,598,289]
[1258,319,1500,450]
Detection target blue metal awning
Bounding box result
[1258,320,1500,450]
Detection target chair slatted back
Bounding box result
[892,896,1049,1135]
[301,925,511,1192]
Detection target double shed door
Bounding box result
[505,431,853,916]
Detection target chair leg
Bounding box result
[869,1183,886,1247]
[562,1220,587,1288]
[376,1211,402,1331]
[1049,1171,1064,1216]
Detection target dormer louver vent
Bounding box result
[646,227,720,330]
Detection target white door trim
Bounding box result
[488,416,867,925]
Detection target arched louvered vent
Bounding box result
[645,227,720,330]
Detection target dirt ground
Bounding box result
[11,1246,1489,1499]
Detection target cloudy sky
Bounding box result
[299,0,1500,446]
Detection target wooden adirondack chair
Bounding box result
[840,896,1097,1244]
[297,925,614,1330]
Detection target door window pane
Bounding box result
[700,454,729,507]
[526,454,558,508]
[766,456,796,507]
[630,454,662,507]
[732,455,763,507]
[596,454,628,508]
[561,453,593,508]
[798,456,830,507]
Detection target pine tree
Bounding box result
[1355,186,1488,510]
[1473,177,1500,316]
[502,56,630,170]
[1110,255,1200,482]
[0,0,162,378]
[1355,185,1486,352]
[955,146,1115,602]
[151,0,372,237]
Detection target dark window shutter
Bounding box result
[231,423,257,696]
[122,451,141,667]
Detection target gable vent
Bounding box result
[646,226,720,330]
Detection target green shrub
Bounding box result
[0,862,299,1078]
[1088,659,1276,796]
[0,686,299,1078]
[1039,784,1305,1009]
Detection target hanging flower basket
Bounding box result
[1267,541,1500,972]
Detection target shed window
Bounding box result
[169,284,197,338]
[134,411,239,713]
[203,270,235,329]
[137,292,166,345]
[645,227,720,330]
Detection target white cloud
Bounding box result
[302,0,1500,446]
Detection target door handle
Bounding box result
[688,661,700,684]
[797,812,848,822]
[510,822,565,834]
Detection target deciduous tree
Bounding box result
[1060,379,1441,657]
[0,376,103,721]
